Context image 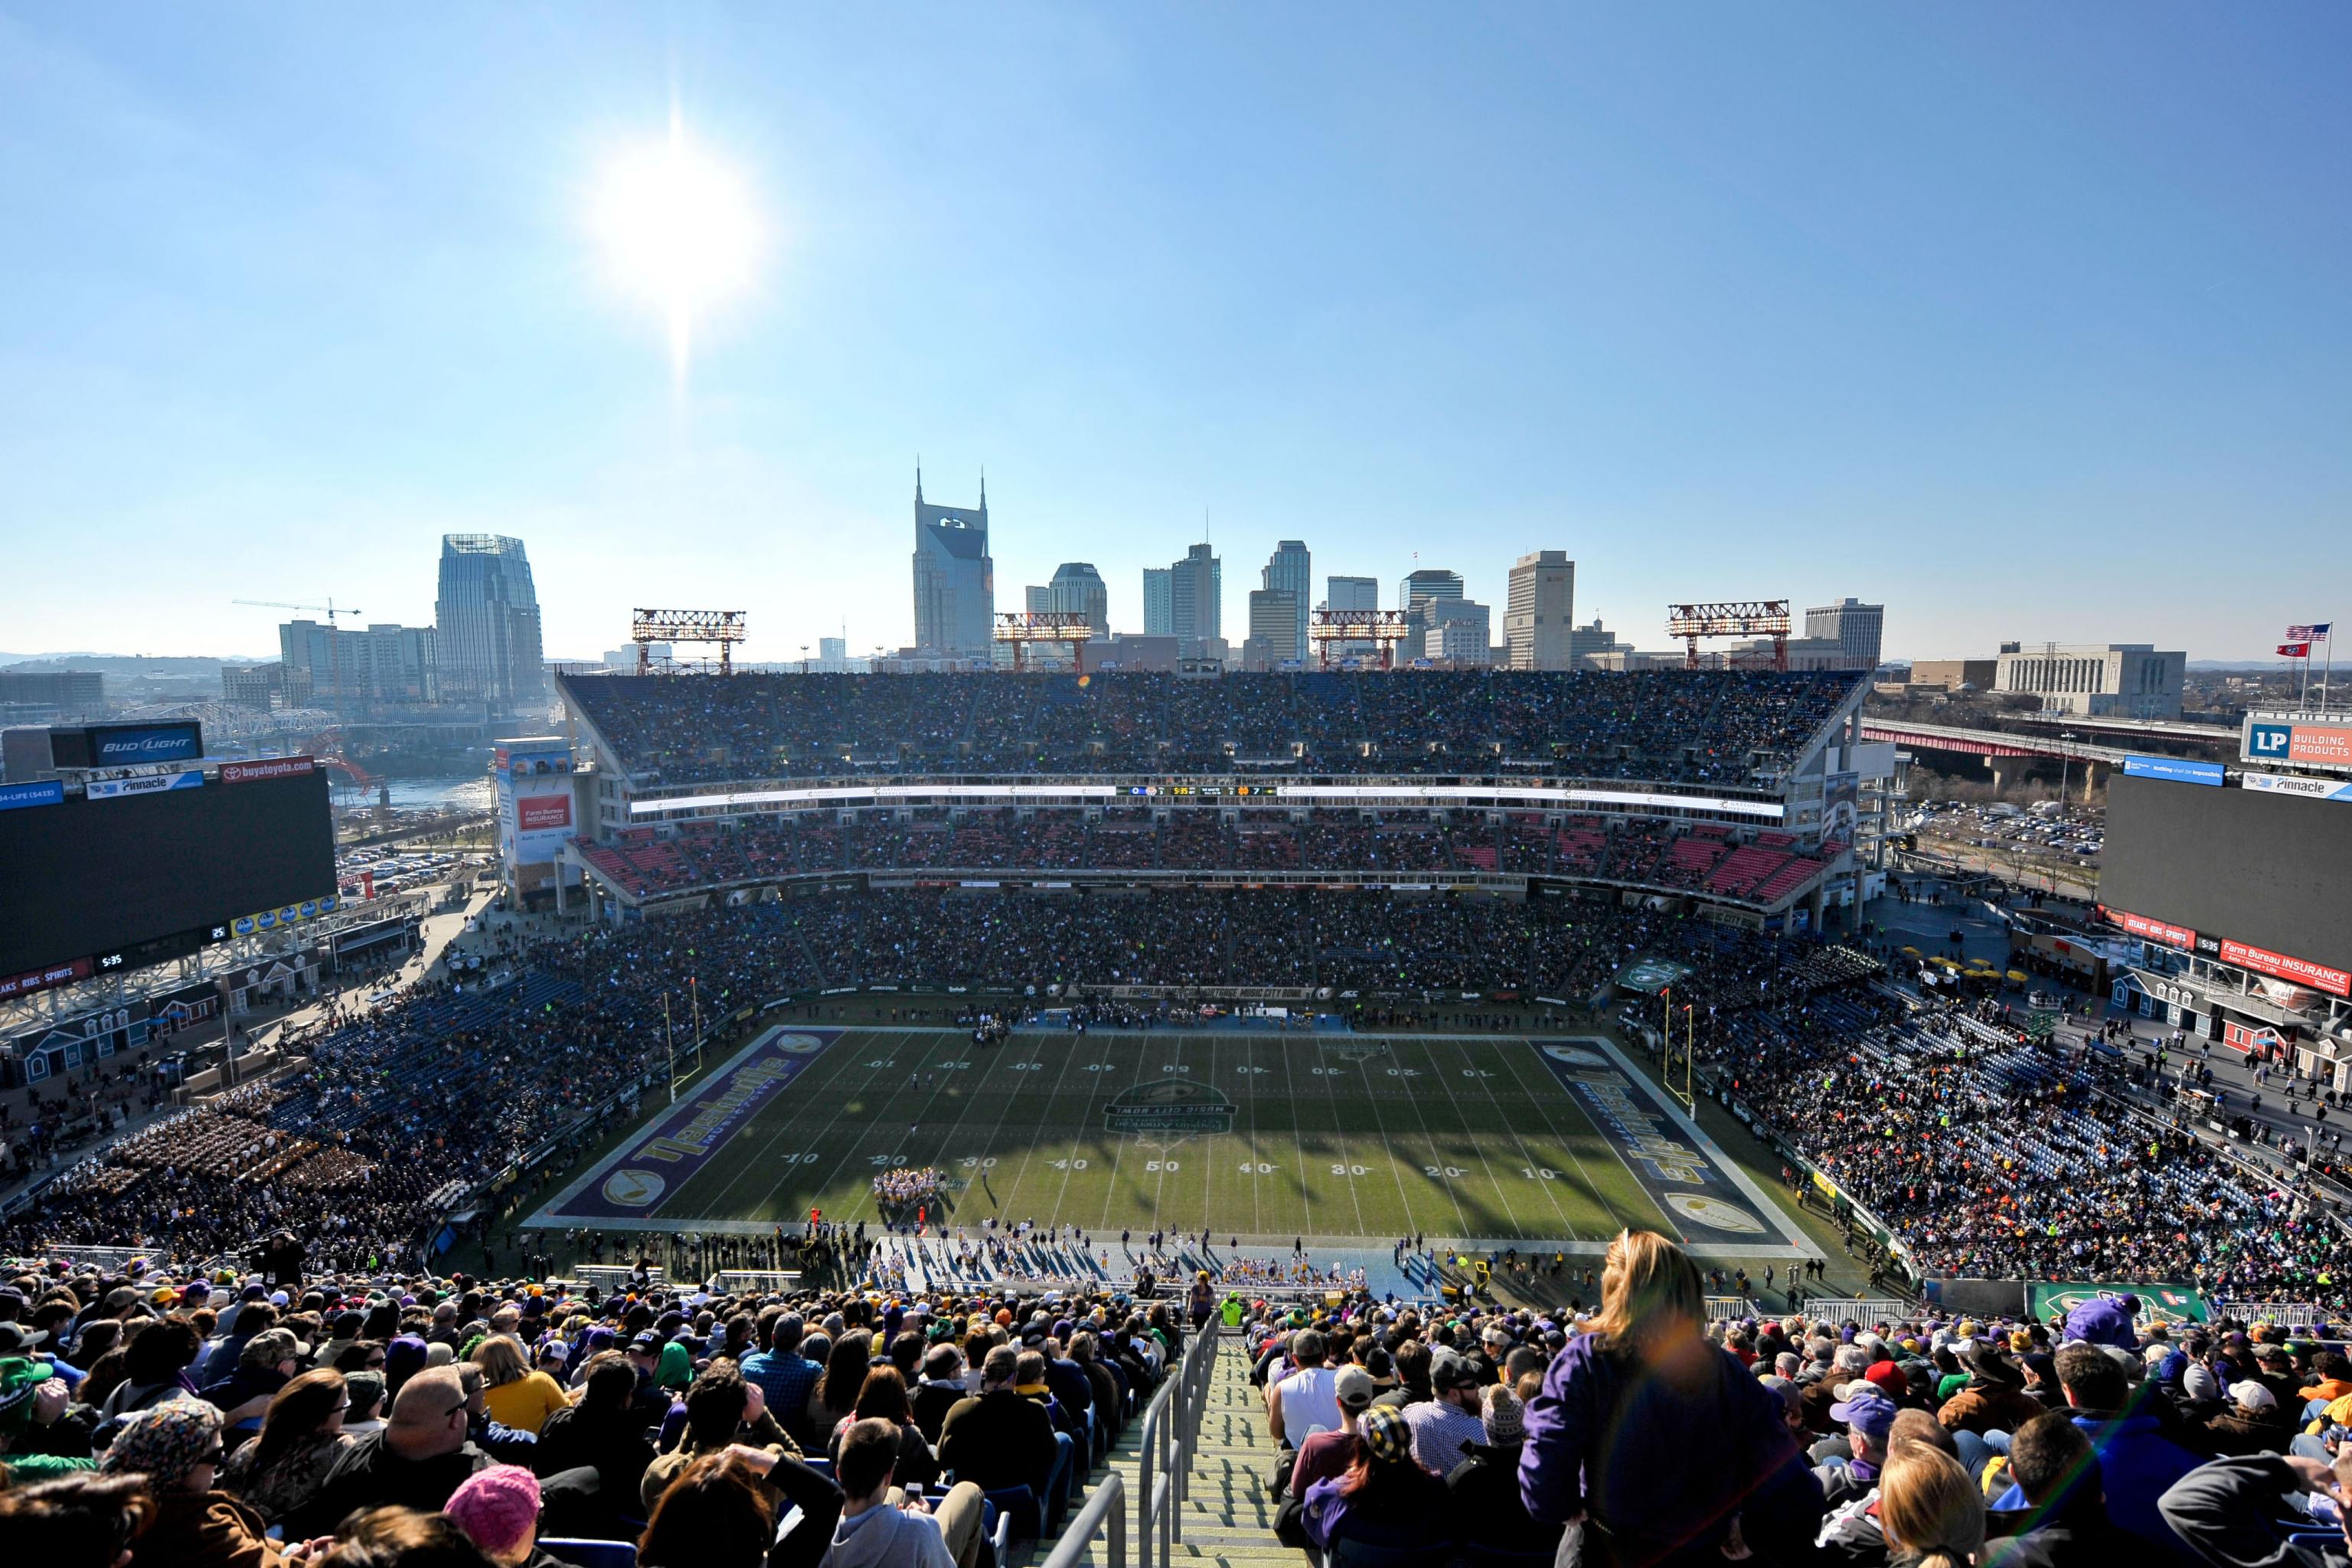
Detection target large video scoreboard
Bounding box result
[0,763,337,998]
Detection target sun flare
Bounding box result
[592,110,760,381]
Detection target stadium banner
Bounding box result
[81,722,204,766]
[2123,755,2225,788]
[1527,1037,1806,1251]
[535,1027,841,1224]
[0,779,65,811]
[2218,939,2352,998]
[2243,771,2352,803]
[84,770,204,800]
[0,956,93,1001]
[495,738,577,865]
[220,756,318,784]
[2245,717,2352,771]
[2027,1281,2209,1326]
[2108,908,2197,950]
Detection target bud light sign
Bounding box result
[90,724,204,766]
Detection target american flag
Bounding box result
[2287,623,2334,640]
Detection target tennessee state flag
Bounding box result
[2280,642,2312,658]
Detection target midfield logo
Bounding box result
[1105,1077,1237,1133]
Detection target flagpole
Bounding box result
[2325,626,2334,714]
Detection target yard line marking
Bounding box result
[1437,1037,1578,1240]
[693,1028,898,1219]
[1489,1035,1644,1234]
[1374,1040,1472,1236]
[1328,1041,1418,1238]
[1271,1028,1321,1236]
[1409,1036,1526,1236]
[976,1029,1086,1227]
[832,1031,998,1224]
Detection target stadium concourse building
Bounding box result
[2099,712,2352,1083]
[544,668,1893,949]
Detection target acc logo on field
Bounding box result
[1543,1044,1614,1069]
[602,1168,666,1207]
[771,1034,824,1054]
[1664,1191,1766,1234]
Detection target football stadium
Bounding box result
[11,669,2352,1568]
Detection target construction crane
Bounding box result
[234,598,366,707]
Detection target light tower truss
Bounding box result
[631,609,747,675]
[1309,608,1411,670]
[1664,600,1791,671]
[992,611,1096,673]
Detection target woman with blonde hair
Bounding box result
[1876,1446,1986,1568]
[468,1334,569,1436]
[1517,1230,1823,1565]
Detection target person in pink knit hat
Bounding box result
[444,1464,552,1568]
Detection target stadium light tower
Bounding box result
[1664,600,1792,671]
[631,609,746,675]
[1309,608,1410,670]
[992,611,1094,673]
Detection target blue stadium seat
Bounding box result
[539,1540,637,1568]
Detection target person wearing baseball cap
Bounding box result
[1821,1387,1898,1509]
[1442,1384,1554,1554]
[1287,1365,1377,1502]
[1401,1351,1487,1475]
[1298,1405,1450,1559]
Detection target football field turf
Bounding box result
[533,1025,1818,1258]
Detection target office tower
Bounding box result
[820,636,846,662]
[434,534,545,712]
[1244,589,1299,670]
[910,468,995,655]
[1168,542,1221,654]
[1142,568,1174,635]
[1804,597,1886,669]
[1046,563,1110,635]
[1326,576,1379,612]
[1261,540,1312,664]
[1024,584,1050,613]
[1397,568,1464,660]
[1424,599,1492,665]
[1568,619,1624,668]
[1504,550,1576,670]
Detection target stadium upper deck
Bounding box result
[560,668,1865,789]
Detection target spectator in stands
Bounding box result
[2,1352,87,1484]
[325,1504,498,1567]
[1979,1410,2125,1566]
[1299,1405,1451,1557]
[1989,1342,2202,1564]
[1818,1387,1896,1510]
[0,1471,157,1568]
[101,1318,204,1419]
[1289,1364,1376,1500]
[469,1337,567,1437]
[445,1464,552,1568]
[643,1362,788,1514]
[2160,1445,2352,1568]
[531,1351,652,1536]
[216,1368,351,1527]
[744,1312,825,1448]
[1445,1383,1557,1554]
[820,1416,985,1568]
[201,1327,301,1416]
[641,1446,842,1568]
[1520,1230,1819,1563]
[1875,1446,1985,1568]
[834,1367,939,1489]
[819,1331,874,1437]
[1937,1341,2047,1440]
[100,1399,306,1568]
[289,1365,488,1538]
[341,1372,387,1438]
[936,1345,1065,1533]
[2200,1380,2289,1457]
[910,1344,968,1446]
[1401,1351,1486,1475]
[1266,1328,1341,1448]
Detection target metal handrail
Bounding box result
[1041,1469,1126,1568]
[1137,1324,1220,1568]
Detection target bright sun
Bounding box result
[592,111,761,381]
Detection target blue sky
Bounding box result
[3,4,2347,664]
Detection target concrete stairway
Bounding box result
[1045,1335,1291,1568]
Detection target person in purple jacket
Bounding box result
[1518,1230,1822,1566]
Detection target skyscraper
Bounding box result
[1804,598,1885,668]
[911,468,995,655]
[1243,589,1299,670]
[1325,576,1379,612]
[1397,568,1464,661]
[1259,541,1311,664]
[1168,542,1220,655]
[1504,550,1576,670]
[434,534,545,713]
[1142,568,1174,635]
[1046,562,1110,635]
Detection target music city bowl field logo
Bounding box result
[601,1169,667,1208]
[1664,1192,1766,1234]
[1105,1078,1237,1134]
[1542,1044,1615,1070]
[1321,1040,1390,1066]
[769,1034,825,1054]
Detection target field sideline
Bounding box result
[531,1025,1819,1259]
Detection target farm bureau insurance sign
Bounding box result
[547,1027,839,1221]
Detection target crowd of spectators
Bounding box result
[0,1253,1186,1568]
[562,668,1860,786]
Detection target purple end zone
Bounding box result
[541,1027,841,1222]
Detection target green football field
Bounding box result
[532,1025,1816,1256]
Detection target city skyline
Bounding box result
[5,7,2350,663]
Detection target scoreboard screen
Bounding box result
[0,768,336,982]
